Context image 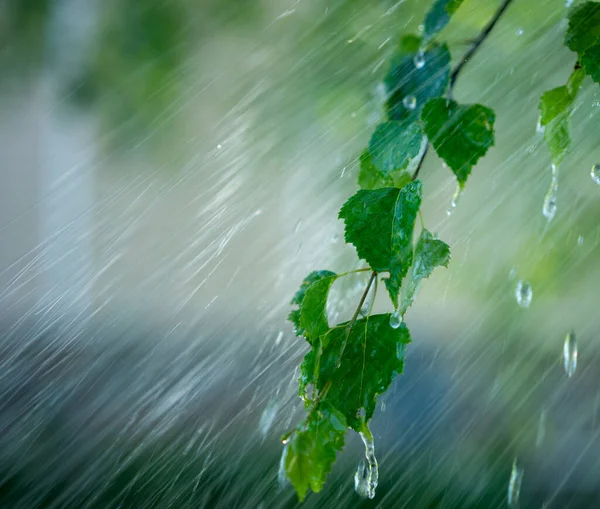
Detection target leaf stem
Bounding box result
[412,0,514,180]
[351,271,377,327]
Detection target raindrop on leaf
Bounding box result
[403,95,417,110]
[389,310,402,329]
[414,51,425,69]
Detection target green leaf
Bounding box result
[306,314,410,430]
[338,181,422,307]
[285,403,347,501]
[565,2,600,54]
[580,44,600,84]
[421,98,495,187]
[289,271,337,342]
[358,150,412,190]
[385,36,450,123]
[538,67,585,165]
[401,229,450,313]
[368,121,424,174]
[424,0,465,43]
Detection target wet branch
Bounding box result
[413,0,514,180]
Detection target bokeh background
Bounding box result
[1,0,599,507]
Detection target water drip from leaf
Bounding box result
[389,309,402,329]
[563,332,578,378]
[543,165,558,221]
[354,429,378,499]
[515,280,532,308]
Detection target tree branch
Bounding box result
[449,0,514,91]
[413,0,514,179]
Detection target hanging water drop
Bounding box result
[543,165,558,221]
[354,460,369,498]
[447,184,462,215]
[563,331,578,377]
[278,443,289,488]
[389,309,402,329]
[507,459,524,508]
[403,95,417,110]
[413,51,425,69]
[591,163,600,184]
[515,280,532,308]
[354,430,378,499]
[578,235,584,246]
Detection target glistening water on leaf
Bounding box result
[282,0,600,501]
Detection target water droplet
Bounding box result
[543,166,558,221]
[354,430,378,499]
[536,409,547,447]
[354,460,369,498]
[414,51,425,69]
[517,28,524,36]
[217,144,222,149]
[275,331,284,345]
[446,184,462,215]
[515,280,532,308]
[278,443,289,487]
[380,400,386,412]
[507,459,524,508]
[417,23,424,33]
[536,116,545,134]
[578,235,584,246]
[509,267,517,280]
[563,331,578,377]
[389,310,402,329]
[591,163,600,184]
[403,95,417,110]
[293,220,302,234]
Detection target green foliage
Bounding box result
[385,36,451,122]
[369,122,424,174]
[289,271,337,340]
[565,2,600,85]
[538,1,600,166]
[424,0,465,42]
[565,2,600,55]
[357,150,412,190]
[282,0,600,501]
[401,229,451,314]
[284,403,347,501]
[339,182,422,307]
[538,67,585,165]
[421,98,496,187]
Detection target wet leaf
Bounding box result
[368,121,424,174]
[339,181,422,307]
[421,98,495,187]
[401,229,450,313]
[424,0,465,43]
[285,403,347,501]
[565,2,600,54]
[538,67,585,165]
[358,150,412,190]
[385,36,450,123]
[305,314,410,430]
[289,271,337,342]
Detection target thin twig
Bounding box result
[412,144,429,181]
[449,0,514,91]
[350,271,377,326]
